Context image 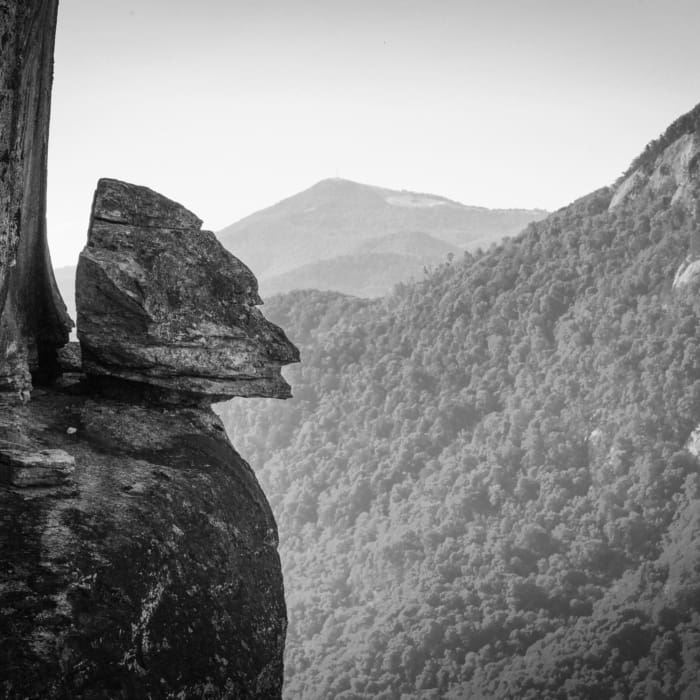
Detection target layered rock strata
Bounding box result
[77,179,299,404]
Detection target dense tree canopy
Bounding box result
[220,126,700,698]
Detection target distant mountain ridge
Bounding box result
[355,230,459,257]
[56,180,547,308]
[264,230,461,297]
[217,178,547,296]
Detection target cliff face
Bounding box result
[0,391,287,698]
[0,3,297,697]
[0,0,71,391]
[610,131,700,217]
[608,107,700,290]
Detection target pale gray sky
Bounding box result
[48,0,700,267]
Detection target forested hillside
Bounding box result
[220,106,700,698]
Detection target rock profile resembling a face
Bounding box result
[76,178,299,404]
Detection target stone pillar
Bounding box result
[0,0,72,393]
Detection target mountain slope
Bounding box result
[217,178,547,290]
[218,103,700,698]
[263,252,429,298]
[354,230,460,258]
[263,232,460,298]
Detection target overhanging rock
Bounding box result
[77,178,300,404]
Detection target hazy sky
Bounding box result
[48,0,700,267]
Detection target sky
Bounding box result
[48,0,700,268]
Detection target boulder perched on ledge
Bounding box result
[77,179,299,404]
[1,5,294,697]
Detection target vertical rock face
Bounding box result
[0,0,72,391]
[0,2,297,697]
[0,391,288,698]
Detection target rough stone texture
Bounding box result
[77,179,299,404]
[92,177,203,230]
[1,4,293,697]
[0,0,72,392]
[673,257,700,290]
[57,340,82,373]
[0,446,75,487]
[0,388,286,698]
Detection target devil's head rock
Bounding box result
[76,178,299,404]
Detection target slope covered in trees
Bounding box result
[220,108,700,699]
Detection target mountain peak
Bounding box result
[311,177,356,187]
[217,180,548,288]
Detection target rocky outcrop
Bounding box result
[610,133,700,215]
[673,257,700,289]
[1,3,297,697]
[77,179,299,404]
[0,0,72,392]
[0,178,297,692]
[0,389,286,698]
[609,126,700,290]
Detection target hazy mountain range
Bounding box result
[218,178,547,297]
[53,179,547,315]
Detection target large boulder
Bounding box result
[77,179,299,404]
[0,388,286,698]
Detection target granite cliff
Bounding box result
[0,2,298,697]
[0,0,71,391]
[608,103,700,290]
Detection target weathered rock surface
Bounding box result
[673,256,700,289]
[77,179,299,404]
[610,132,700,214]
[0,388,286,698]
[2,4,294,698]
[0,0,72,392]
[0,446,75,487]
[610,129,700,291]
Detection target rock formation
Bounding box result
[610,132,700,216]
[608,122,700,291]
[0,0,72,392]
[0,388,289,698]
[0,2,298,697]
[77,179,299,404]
